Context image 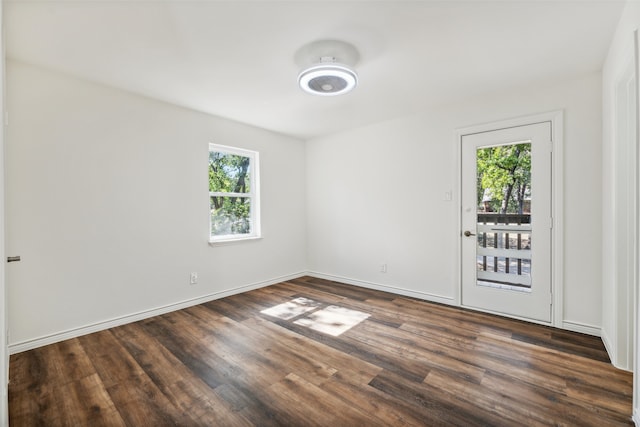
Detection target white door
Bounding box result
[461,122,552,323]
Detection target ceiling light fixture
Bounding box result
[298,56,358,96]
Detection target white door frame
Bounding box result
[0,3,9,426]
[0,1,7,423]
[454,111,564,328]
[631,28,640,426]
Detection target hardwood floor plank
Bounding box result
[319,371,428,426]
[9,372,125,427]
[512,331,611,362]
[481,371,633,426]
[369,368,506,426]
[77,330,145,390]
[202,297,252,322]
[155,309,323,426]
[424,369,552,427]
[9,380,60,426]
[347,320,487,387]
[473,331,633,395]
[110,322,251,425]
[243,316,383,386]
[9,276,633,426]
[106,374,199,426]
[183,309,339,387]
[9,338,96,393]
[359,319,571,394]
[565,376,634,415]
[296,276,396,302]
[140,315,239,390]
[54,374,126,427]
[267,372,386,427]
[272,316,430,383]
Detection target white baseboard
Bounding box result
[567,320,632,373]
[9,272,306,354]
[306,271,456,306]
[562,320,601,337]
[600,327,615,362]
[600,326,634,372]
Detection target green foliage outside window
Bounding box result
[476,143,531,214]
[209,150,252,236]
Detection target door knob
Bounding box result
[7,256,21,262]
[463,230,476,237]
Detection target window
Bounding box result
[209,144,260,242]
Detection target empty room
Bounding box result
[1,0,640,425]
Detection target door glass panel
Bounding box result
[476,142,532,292]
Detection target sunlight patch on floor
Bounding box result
[261,298,370,336]
[294,305,370,336]
[260,297,321,320]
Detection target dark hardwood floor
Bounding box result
[9,276,633,426]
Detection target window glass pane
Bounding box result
[209,151,251,193]
[208,144,259,242]
[210,196,251,236]
[475,142,532,291]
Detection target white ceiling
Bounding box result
[5,0,626,140]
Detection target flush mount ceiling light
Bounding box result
[298,59,358,96]
[294,40,360,97]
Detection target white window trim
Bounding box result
[208,143,261,244]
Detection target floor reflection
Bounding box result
[261,298,370,336]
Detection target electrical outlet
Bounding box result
[380,263,387,273]
[190,272,198,285]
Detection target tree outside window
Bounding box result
[476,143,531,214]
[209,144,260,242]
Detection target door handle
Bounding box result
[463,230,476,237]
[7,256,21,263]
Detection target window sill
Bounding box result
[208,235,263,246]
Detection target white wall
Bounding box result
[5,61,307,349]
[602,0,640,372]
[307,72,603,333]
